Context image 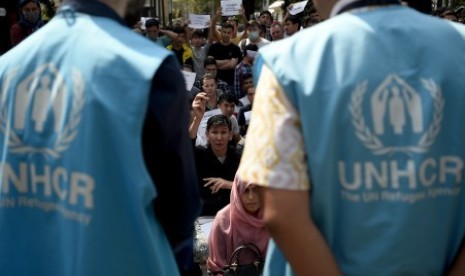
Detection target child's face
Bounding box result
[202,78,217,96]
[242,77,254,91]
[191,36,203,47]
[218,101,236,117]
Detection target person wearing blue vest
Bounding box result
[0,0,202,275]
[237,0,465,275]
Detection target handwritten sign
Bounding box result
[188,14,211,29]
[289,0,308,15]
[221,0,241,16]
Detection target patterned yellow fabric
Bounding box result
[237,64,310,191]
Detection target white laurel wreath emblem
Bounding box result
[350,79,444,155]
[0,69,85,158]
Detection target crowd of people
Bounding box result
[1,0,465,275]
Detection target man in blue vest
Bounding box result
[238,0,465,275]
[0,0,201,275]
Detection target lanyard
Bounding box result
[331,0,401,17]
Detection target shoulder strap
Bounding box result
[227,243,263,266]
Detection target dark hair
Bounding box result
[204,57,217,68]
[221,22,234,31]
[192,29,204,38]
[218,93,238,105]
[242,73,253,81]
[173,26,185,34]
[145,18,160,28]
[259,10,272,18]
[207,114,232,132]
[242,43,258,57]
[182,63,193,71]
[285,15,302,29]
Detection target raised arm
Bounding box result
[210,7,223,43]
[189,92,207,139]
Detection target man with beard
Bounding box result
[0,0,201,275]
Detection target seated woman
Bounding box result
[207,176,270,275]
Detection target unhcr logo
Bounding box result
[350,74,444,155]
[0,64,85,158]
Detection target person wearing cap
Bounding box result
[10,0,45,46]
[237,0,465,275]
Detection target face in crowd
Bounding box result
[270,23,284,40]
[247,24,261,42]
[206,116,233,153]
[284,20,299,36]
[240,184,261,215]
[146,25,159,41]
[218,100,236,118]
[21,0,40,24]
[191,34,203,48]
[259,13,272,26]
[220,26,234,44]
[173,32,186,47]
[204,64,218,79]
[227,17,239,36]
[202,77,217,98]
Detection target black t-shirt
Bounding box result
[172,47,194,69]
[207,42,242,86]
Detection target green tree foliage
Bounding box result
[39,0,56,19]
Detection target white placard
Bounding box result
[221,0,241,16]
[246,50,257,59]
[196,108,222,146]
[140,17,153,30]
[244,110,252,124]
[289,0,308,15]
[188,14,211,29]
[239,95,250,106]
[182,70,196,91]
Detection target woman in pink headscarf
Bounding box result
[207,175,270,274]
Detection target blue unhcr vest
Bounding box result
[256,6,465,276]
[0,9,179,276]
